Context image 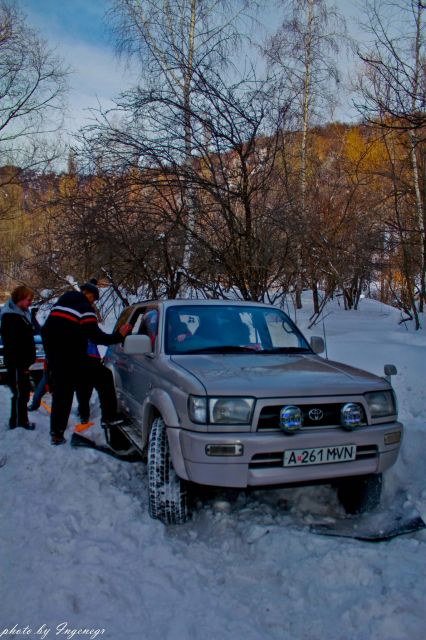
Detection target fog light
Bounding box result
[205,444,244,456]
[279,405,302,433]
[384,431,401,445]
[341,403,362,430]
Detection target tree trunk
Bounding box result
[312,280,319,314]
[180,0,197,293]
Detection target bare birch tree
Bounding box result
[0,0,68,292]
[107,0,255,292]
[77,62,290,300]
[264,0,345,308]
[354,0,426,324]
[0,1,68,172]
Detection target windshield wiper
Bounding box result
[178,345,257,354]
[260,347,311,354]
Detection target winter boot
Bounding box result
[19,422,36,431]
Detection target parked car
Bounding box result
[104,299,403,525]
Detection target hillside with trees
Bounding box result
[0,0,424,329]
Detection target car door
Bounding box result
[105,305,139,410]
[125,306,159,419]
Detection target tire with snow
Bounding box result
[337,473,382,515]
[148,417,190,525]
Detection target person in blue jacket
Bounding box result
[28,363,49,411]
[41,280,131,445]
[75,339,122,427]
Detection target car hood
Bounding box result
[170,353,389,397]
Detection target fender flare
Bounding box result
[144,388,180,426]
[140,388,179,446]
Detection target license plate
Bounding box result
[284,444,356,467]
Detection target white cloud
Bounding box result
[57,40,138,135]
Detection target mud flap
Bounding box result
[307,493,425,541]
[70,432,143,463]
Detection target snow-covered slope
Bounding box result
[1,295,425,640]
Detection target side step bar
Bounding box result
[118,422,145,452]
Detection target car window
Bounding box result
[264,311,300,349]
[137,309,159,348]
[114,306,134,331]
[115,306,159,347]
[165,306,310,354]
[131,311,146,334]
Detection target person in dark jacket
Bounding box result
[41,280,131,445]
[0,285,37,430]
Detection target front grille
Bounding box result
[249,445,378,469]
[257,403,367,432]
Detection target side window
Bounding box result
[114,306,133,332]
[131,310,146,334]
[138,309,159,348]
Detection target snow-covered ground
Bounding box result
[1,294,425,640]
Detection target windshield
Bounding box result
[165,305,311,355]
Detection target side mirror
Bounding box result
[310,336,325,354]
[384,364,397,382]
[123,334,152,355]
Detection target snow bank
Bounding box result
[0,295,425,640]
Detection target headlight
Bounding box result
[365,390,397,418]
[188,396,207,423]
[210,398,254,424]
[189,396,254,424]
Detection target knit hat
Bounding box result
[80,278,99,300]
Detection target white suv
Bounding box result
[104,300,403,524]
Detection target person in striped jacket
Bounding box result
[41,281,131,445]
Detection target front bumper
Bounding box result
[168,421,403,488]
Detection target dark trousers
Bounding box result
[7,366,32,428]
[76,357,117,422]
[49,360,88,437]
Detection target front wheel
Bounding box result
[148,417,190,524]
[337,473,382,515]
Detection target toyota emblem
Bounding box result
[309,408,323,421]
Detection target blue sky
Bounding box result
[21,0,109,47]
[19,0,131,136]
[17,0,364,135]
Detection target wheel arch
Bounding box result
[141,388,179,438]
